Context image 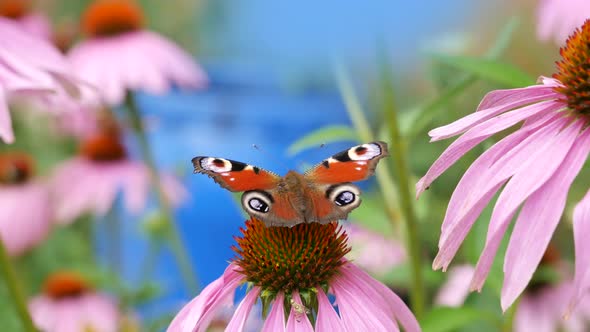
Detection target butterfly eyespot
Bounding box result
[347,142,382,161]
[334,190,355,206]
[242,191,273,216]
[248,198,269,212]
[326,183,361,209]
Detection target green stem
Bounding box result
[105,206,122,274]
[378,54,425,319]
[0,238,38,332]
[334,64,401,230]
[502,298,520,332]
[124,91,200,294]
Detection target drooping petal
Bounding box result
[435,265,475,307]
[432,120,561,270]
[167,264,244,332]
[428,90,559,141]
[285,291,314,332]
[416,100,562,196]
[502,126,590,310]
[225,287,261,332]
[341,263,421,332]
[476,84,559,112]
[315,288,345,332]
[569,188,590,314]
[470,119,582,291]
[261,292,286,332]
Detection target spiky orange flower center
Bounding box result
[233,219,350,294]
[82,0,144,38]
[0,152,34,184]
[553,19,590,115]
[43,271,91,299]
[79,132,127,162]
[0,0,30,19]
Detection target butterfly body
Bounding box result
[193,141,388,227]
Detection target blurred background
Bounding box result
[1,0,582,331]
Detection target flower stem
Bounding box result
[105,205,122,274]
[378,53,425,319]
[0,238,37,332]
[334,64,401,230]
[502,298,520,332]
[124,91,200,294]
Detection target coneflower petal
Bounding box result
[315,288,345,332]
[261,292,285,332]
[225,286,261,332]
[285,291,313,332]
[502,127,590,310]
[428,89,559,141]
[470,119,583,292]
[569,190,590,314]
[416,100,563,197]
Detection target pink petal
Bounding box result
[285,291,314,332]
[341,263,421,332]
[225,287,261,332]
[315,288,345,331]
[0,88,14,143]
[501,127,590,310]
[416,100,562,197]
[569,188,590,314]
[476,84,558,112]
[434,265,475,307]
[428,89,559,141]
[432,120,558,270]
[514,293,557,332]
[261,292,286,332]
[167,264,244,332]
[470,119,583,292]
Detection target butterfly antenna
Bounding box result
[294,142,327,172]
[251,144,290,172]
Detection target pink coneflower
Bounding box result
[29,271,120,332]
[52,128,186,224]
[0,0,51,39]
[537,0,590,44]
[416,19,590,312]
[0,16,84,143]
[67,0,207,106]
[168,219,420,332]
[0,151,52,256]
[345,223,407,276]
[434,265,475,308]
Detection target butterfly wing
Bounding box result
[305,141,389,184]
[192,157,280,192]
[303,141,389,223]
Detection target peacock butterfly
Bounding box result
[192,141,388,227]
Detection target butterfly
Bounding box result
[192,141,388,227]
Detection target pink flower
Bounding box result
[434,265,475,307]
[0,17,84,143]
[416,20,590,312]
[537,0,590,44]
[67,0,207,106]
[0,0,51,39]
[345,223,407,276]
[168,219,420,332]
[29,271,120,332]
[0,152,52,256]
[52,131,187,223]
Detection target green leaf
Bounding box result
[287,125,357,155]
[431,54,535,88]
[420,307,501,332]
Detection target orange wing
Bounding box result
[192,157,280,192]
[305,141,389,184]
